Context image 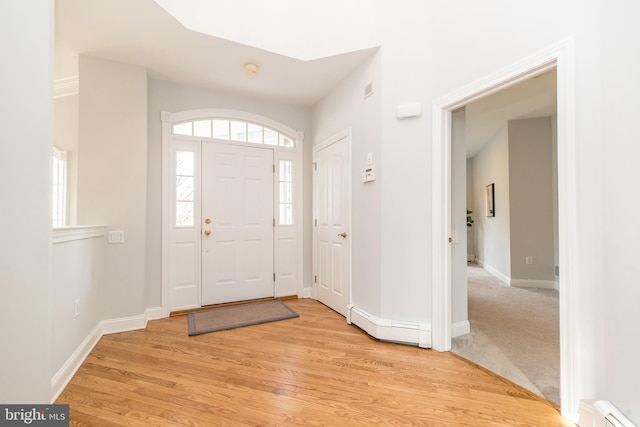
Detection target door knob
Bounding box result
[204,229,212,235]
[337,232,348,238]
[204,218,211,224]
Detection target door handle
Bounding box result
[337,232,348,238]
[204,229,212,236]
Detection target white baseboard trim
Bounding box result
[578,399,637,427]
[476,259,511,285]
[346,304,431,348]
[50,322,102,403]
[452,320,471,338]
[299,286,313,299]
[511,279,557,289]
[101,307,162,335]
[50,307,162,403]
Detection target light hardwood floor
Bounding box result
[56,299,574,426]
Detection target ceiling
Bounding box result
[55,0,556,133]
[54,0,378,107]
[465,70,557,158]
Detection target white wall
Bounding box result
[51,234,105,376]
[451,108,468,330]
[54,95,79,225]
[601,0,640,421]
[77,56,148,319]
[431,1,606,417]
[378,1,433,322]
[311,52,382,316]
[508,117,555,282]
[471,126,511,280]
[146,78,313,307]
[0,0,53,403]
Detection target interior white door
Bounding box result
[201,142,274,305]
[314,136,351,316]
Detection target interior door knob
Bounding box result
[204,229,212,236]
[337,232,348,238]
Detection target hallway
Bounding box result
[452,263,560,405]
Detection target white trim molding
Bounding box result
[50,307,162,403]
[54,75,79,99]
[50,322,102,403]
[510,279,557,289]
[52,225,106,244]
[475,259,511,286]
[431,37,579,421]
[100,307,162,335]
[347,304,431,348]
[452,320,471,338]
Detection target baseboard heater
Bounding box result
[580,400,637,427]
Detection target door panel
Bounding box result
[201,142,274,305]
[314,136,350,316]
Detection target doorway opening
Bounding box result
[430,39,579,420]
[450,71,560,404]
[160,109,304,317]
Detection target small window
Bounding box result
[230,121,247,142]
[278,160,293,225]
[173,122,193,136]
[193,120,212,138]
[264,128,278,146]
[175,151,195,227]
[247,123,263,144]
[279,134,294,148]
[173,118,295,148]
[52,147,67,227]
[212,119,230,140]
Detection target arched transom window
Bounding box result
[173,118,295,148]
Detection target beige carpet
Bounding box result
[451,263,560,405]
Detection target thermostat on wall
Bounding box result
[362,165,375,182]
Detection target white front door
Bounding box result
[201,142,274,305]
[314,133,351,316]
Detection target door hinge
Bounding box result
[273,164,276,173]
[273,218,276,227]
[314,275,317,283]
[274,273,276,282]
[313,162,317,171]
[314,219,317,227]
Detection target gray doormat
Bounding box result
[188,299,299,336]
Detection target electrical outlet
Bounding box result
[75,298,80,318]
[525,256,533,265]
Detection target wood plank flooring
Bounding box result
[56,299,575,426]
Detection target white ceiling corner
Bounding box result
[55,0,380,107]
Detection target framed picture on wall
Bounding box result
[485,183,495,217]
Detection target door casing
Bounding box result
[430,39,578,420]
[312,128,352,316]
[161,109,303,316]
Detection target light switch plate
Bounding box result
[108,230,125,244]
